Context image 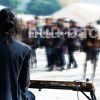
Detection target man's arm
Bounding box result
[19,49,32,92]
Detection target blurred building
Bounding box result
[59,0,100,6]
[59,0,79,6]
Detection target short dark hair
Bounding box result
[0,8,18,34]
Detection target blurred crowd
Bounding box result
[15,16,100,80]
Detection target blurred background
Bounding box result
[0,0,100,23]
[0,0,100,15]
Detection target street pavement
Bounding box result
[29,48,100,100]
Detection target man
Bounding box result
[65,20,79,69]
[82,24,99,80]
[42,18,54,71]
[0,8,35,100]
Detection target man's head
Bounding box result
[0,8,18,33]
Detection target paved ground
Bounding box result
[29,48,100,100]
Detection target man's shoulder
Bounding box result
[12,39,31,51]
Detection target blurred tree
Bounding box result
[26,0,61,15]
[0,0,18,9]
[0,0,61,15]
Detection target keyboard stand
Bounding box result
[29,80,97,100]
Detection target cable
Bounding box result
[76,85,80,100]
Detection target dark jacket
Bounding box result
[0,38,32,100]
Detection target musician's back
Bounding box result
[0,38,32,100]
[0,8,35,100]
